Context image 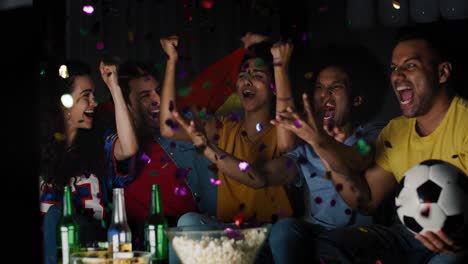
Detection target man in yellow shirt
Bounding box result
[311,27,468,263]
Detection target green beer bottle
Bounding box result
[57,185,80,264]
[144,184,168,263]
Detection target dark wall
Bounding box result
[2,2,41,262]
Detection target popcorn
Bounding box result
[172,228,268,264]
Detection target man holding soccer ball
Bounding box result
[309,25,468,263]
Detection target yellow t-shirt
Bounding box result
[216,116,293,222]
[376,96,468,182]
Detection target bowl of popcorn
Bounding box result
[166,224,270,264]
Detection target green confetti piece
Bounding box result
[80,28,89,36]
[107,203,113,210]
[254,58,265,67]
[154,63,164,72]
[39,69,46,76]
[177,86,192,97]
[78,120,84,123]
[357,138,371,155]
[198,111,207,119]
[150,171,158,176]
[225,80,232,86]
[101,219,107,229]
[202,81,212,90]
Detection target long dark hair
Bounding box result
[39,60,105,196]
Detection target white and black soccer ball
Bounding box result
[395,159,468,242]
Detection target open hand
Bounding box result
[415,230,461,254]
[172,110,208,148]
[270,41,293,69]
[240,32,269,49]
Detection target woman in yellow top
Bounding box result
[159,34,297,223]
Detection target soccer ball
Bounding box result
[395,159,468,242]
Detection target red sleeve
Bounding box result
[177,48,247,114]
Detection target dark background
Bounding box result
[2,0,467,262]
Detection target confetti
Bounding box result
[314,197,323,204]
[200,0,214,9]
[285,159,293,170]
[140,153,151,164]
[174,185,188,196]
[392,0,401,10]
[269,83,276,92]
[79,27,89,36]
[255,123,263,132]
[177,86,192,97]
[304,72,313,79]
[96,41,104,50]
[219,154,227,160]
[176,168,190,178]
[294,120,302,128]
[128,31,134,44]
[202,81,212,90]
[60,94,73,108]
[58,65,69,79]
[198,111,207,119]
[233,213,245,227]
[345,208,352,215]
[335,183,343,192]
[54,132,65,141]
[301,32,307,42]
[330,199,336,206]
[210,178,221,185]
[254,58,265,67]
[358,227,368,233]
[166,102,174,115]
[258,143,266,152]
[82,5,94,15]
[213,134,220,141]
[170,142,176,148]
[310,172,317,178]
[150,171,158,176]
[178,71,188,80]
[78,119,84,123]
[420,203,431,218]
[228,113,241,122]
[357,138,371,155]
[238,161,249,172]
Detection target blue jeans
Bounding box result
[268,217,326,264]
[315,224,467,264]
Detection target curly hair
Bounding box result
[292,44,387,127]
[38,60,105,196]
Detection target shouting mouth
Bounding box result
[323,102,335,121]
[396,85,414,107]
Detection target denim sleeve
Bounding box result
[284,145,310,188]
[104,132,137,188]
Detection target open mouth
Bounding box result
[323,102,335,120]
[241,88,256,99]
[150,108,160,119]
[83,109,94,119]
[396,86,414,106]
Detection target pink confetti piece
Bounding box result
[140,153,151,164]
[210,178,221,185]
[82,5,94,15]
[238,161,249,172]
[174,185,188,196]
[294,120,302,128]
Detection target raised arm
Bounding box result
[172,110,298,188]
[158,36,193,141]
[99,61,138,161]
[270,41,297,153]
